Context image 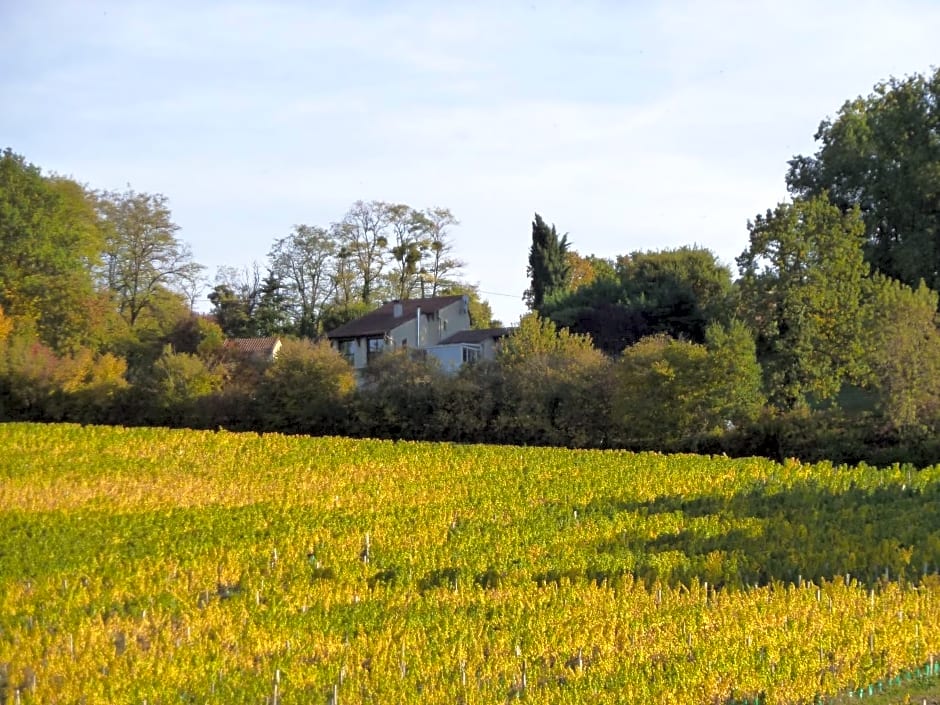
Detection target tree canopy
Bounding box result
[525,213,571,312]
[736,195,869,409]
[787,68,940,293]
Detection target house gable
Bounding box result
[326,296,472,369]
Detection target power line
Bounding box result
[477,290,522,299]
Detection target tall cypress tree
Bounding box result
[525,213,571,312]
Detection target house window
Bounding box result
[337,340,355,365]
[367,337,385,363]
[462,345,480,363]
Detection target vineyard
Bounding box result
[2,423,940,703]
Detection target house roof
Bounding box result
[438,327,514,345]
[326,296,467,339]
[223,337,281,357]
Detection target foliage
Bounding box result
[353,349,446,439]
[97,188,204,328]
[3,424,940,703]
[703,320,766,427]
[614,322,763,449]
[863,274,940,435]
[545,247,732,355]
[496,313,613,445]
[525,213,571,311]
[142,345,225,424]
[787,69,940,292]
[0,149,104,351]
[0,305,11,343]
[257,338,356,433]
[0,330,128,422]
[498,312,594,365]
[268,226,337,336]
[736,196,869,410]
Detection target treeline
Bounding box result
[3,68,940,466]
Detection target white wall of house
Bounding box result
[333,297,473,370]
[384,299,470,349]
[426,343,483,373]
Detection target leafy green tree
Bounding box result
[268,225,337,336]
[0,150,104,351]
[253,272,292,336]
[863,274,940,435]
[144,344,225,424]
[257,338,356,434]
[208,284,254,338]
[787,69,940,292]
[496,313,612,445]
[703,320,766,427]
[613,324,762,449]
[97,189,204,328]
[544,247,732,354]
[498,312,594,365]
[353,349,445,440]
[525,213,571,311]
[208,264,264,338]
[736,196,869,409]
[615,335,712,447]
[616,247,733,341]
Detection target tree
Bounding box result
[142,344,225,425]
[616,248,733,342]
[702,320,766,428]
[253,271,292,336]
[257,338,356,434]
[268,225,337,336]
[495,313,613,445]
[97,189,204,328]
[787,69,940,292]
[209,263,264,338]
[543,247,732,355]
[208,284,253,338]
[337,200,392,304]
[0,150,104,351]
[386,204,427,300]
[353,349,445,440]
[498,312,594,366]
[565,252,614,290]
[863,274,940,435]
[614,324,762,449]
[415,207,464,297]
[736,196,869,409]
[525,213,571,311]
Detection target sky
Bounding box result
[2,1,938,325]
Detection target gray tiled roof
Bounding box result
[438,327,514,345]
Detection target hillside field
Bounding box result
[2,423,940,703]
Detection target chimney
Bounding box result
[393,301,403,318]
[415,306,421,345]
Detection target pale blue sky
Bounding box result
[2,1,938,324]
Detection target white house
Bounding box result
[425,327,513,372]
[326,295,472,369]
